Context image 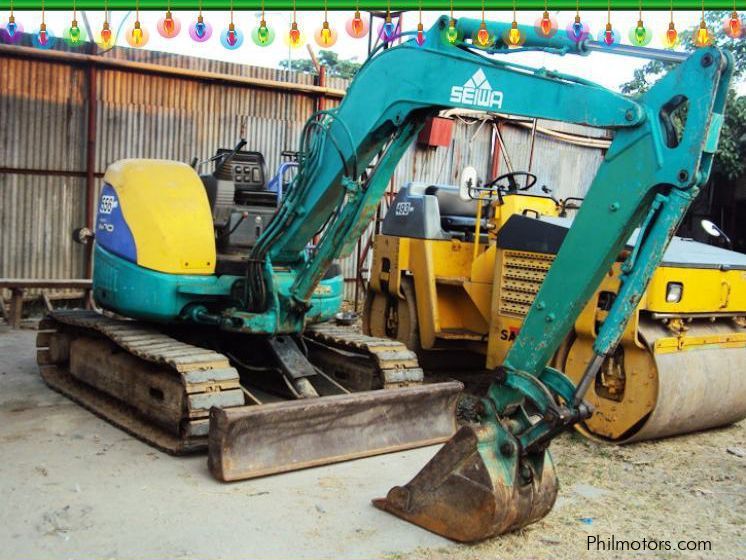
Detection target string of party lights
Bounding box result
[2,3,745,51]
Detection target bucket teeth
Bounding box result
[373,425,558,542]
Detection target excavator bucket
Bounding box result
[373,425,558,542]
[209,381,463,481]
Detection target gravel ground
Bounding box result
[403,423,746,560]
[1,322,744,559]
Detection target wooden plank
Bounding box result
[41,292,54,313]
[0,279,92,290]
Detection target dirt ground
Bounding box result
[1,324,744,559]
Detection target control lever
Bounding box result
[215,138,248,177]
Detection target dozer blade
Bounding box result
[373,425,558,542]
[209,381,463,481]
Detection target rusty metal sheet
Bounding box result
[208,381,463,481]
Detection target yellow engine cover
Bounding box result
[103,159,216,275]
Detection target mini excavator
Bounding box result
[37,16,731,542]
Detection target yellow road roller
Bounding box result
[364,181,746,443]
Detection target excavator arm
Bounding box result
[238,17,650,334]
[220,16,730,541]
[364,19,732,543]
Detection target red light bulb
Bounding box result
[664,21,677,47]
[416,22,425,46]
[604,23,614,45]
[289,22,301,46]
[540,11,552,36]
[164,11,175,33]
[352,11,364,35]
[101,21,112,44]
[728,11,742,38]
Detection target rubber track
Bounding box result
[304,323,424,388]
[36,310,243,455]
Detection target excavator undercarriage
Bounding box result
[38,310,461,472]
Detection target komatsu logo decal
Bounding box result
[449,69,503,109]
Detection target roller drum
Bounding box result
[566,316,746,443]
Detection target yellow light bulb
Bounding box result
[508,23,521,46]
[696,21,709,46]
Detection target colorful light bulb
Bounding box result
[7,15,17,37]
[220,22,243,49]
[288,21,302,48]
[69,21,81,43]
[100,20,112,44]
[475,21,490,47]
[157,10,181,38]
[382,14,395,41]
[597,22,618,47]
[540,11,551,35]
[314,20,337,47]
[126,19,149,47]
[38,22,48,45]
[634,21,645,42]
[252,19,275,46]
[572,16,582,38]
[446,18,458,43]
[164,11,174,33]
[604,23,613,45]
[32,21,54,48]
[2,14,23,43]
[415,22,425,46]
[189,15,213,42]
[566,15,588,43]
[507,21,522,46]
[629,18,651,46]
[534,11,557,38]
[663,21,677,48]
[695,19,710,47]
[725,10,742,38]
[345,10,367,38]
[65,17,87,46]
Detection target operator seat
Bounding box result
[424,185,486,235]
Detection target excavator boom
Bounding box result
[370,18,732,541]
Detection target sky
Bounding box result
[10,9,746,94]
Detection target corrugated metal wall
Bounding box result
[1,43,609,304]
[498,119,611,201]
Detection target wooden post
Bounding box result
[8,288,24,329]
